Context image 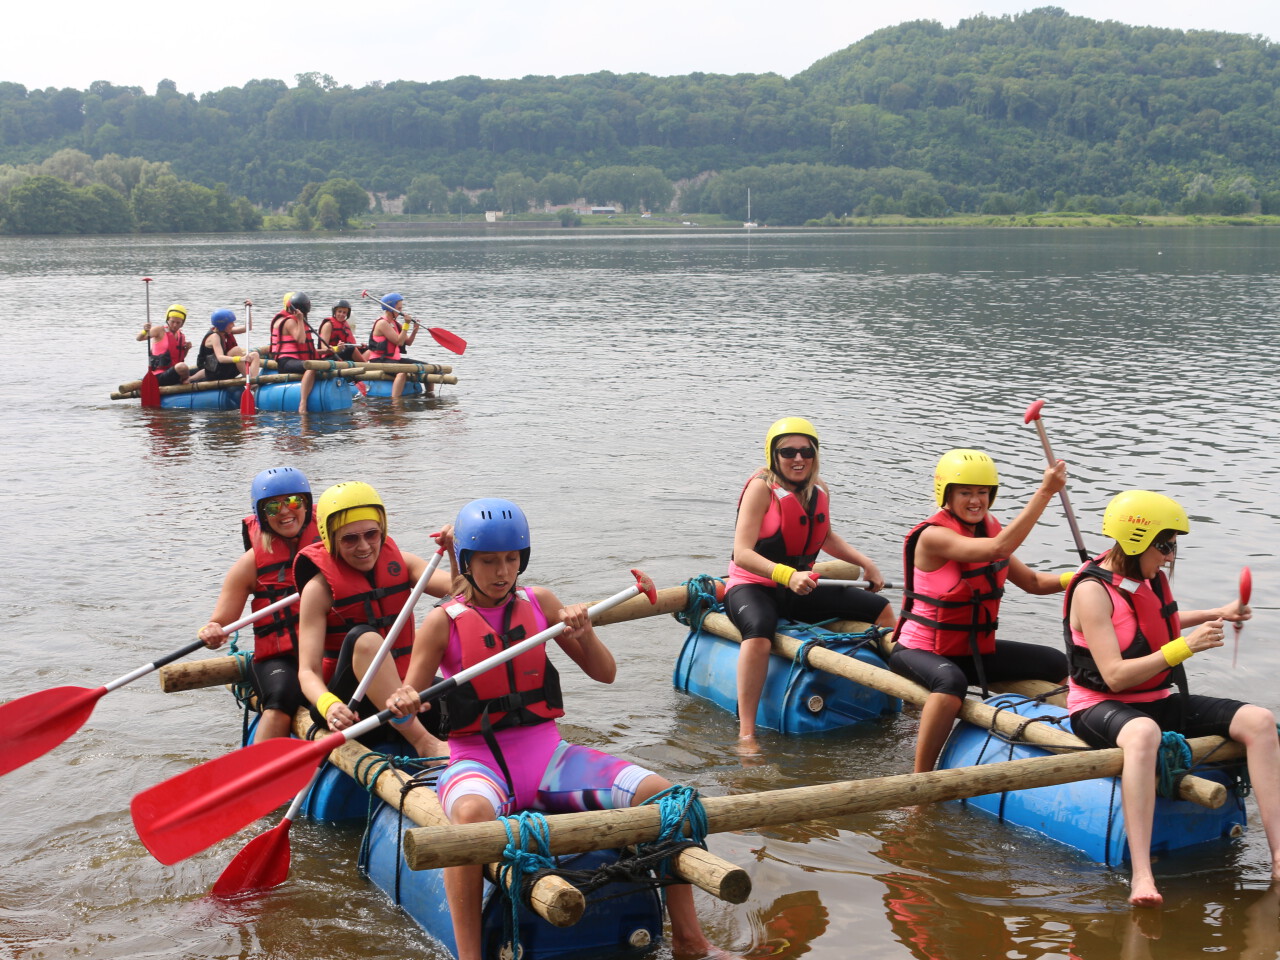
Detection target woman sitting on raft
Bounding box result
[889,449,1070,773]
[1066,490,1273,908]
[387,498,731,960]
[198,467,319,741]
[295,481,453,757]
[726,417,895,748]
[318,299,366,362]
[196,308,260,383]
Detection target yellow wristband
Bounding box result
[771,563,798,587]
[316,692,342,719]
[1060,570,1074,590]
[1162,637,1194,667]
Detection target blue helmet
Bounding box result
[455,498,530,575]
[211,308,236,331]
[251,467,313,528]
[380,292,404,310]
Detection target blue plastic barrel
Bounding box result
[161,386,241,410]
[255,376,354,412]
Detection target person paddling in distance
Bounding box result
[294,482,454,758]
[318,299,366,362]
[387,499,733,960]
[725,417,895,752]
[196,308,260,383]
[889,449,1071,773]
[368,292,432,397]
[269,291,317,413]
[1065,490,1271,908]
[138,303,201,385]
[197,468,320,741]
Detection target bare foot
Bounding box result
[1128,875,1163,909]
[734,735,762,757]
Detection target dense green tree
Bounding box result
[539,172,579,205]
[404,173,448,214]
[581,165,673,212]
[494,171,536,213]
[6,176,79,233]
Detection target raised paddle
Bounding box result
[132,570,656,865]
[361,289,467,355]
[140,277,160,408]
[211,543,449,897]
[1232,566,1253,668]
[1023,398,1089,562]
[0,593,299,778]
[239,299,256,417]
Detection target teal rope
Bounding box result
[674,575,725,632]
[1156,731,1193,799]
[639,785,708,880]
[495,812,557,959]
[225,631,257,745]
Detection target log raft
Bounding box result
[402,733,1238,872]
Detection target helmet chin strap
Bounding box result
[461,565,518,605]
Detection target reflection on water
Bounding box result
[0,228,1277,959]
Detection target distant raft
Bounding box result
[940,692,1247,864]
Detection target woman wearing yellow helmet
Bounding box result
[137,303,201,385]
[889,449,1071,775]
[725,417,896,749]
[1066,490,1269,908]
[293,481,456,756]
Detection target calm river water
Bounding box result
[1,227,1277,959]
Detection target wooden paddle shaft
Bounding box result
[402,731,1241,871]
[699,612,1233,808]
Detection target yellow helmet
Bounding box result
[764,417,819,469]
[1102,490,1189,555]
[166,303,188,321]
[282,291,295,308]
[316,481,387,554]
[934,449,999,507]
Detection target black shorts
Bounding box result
[156,368,183,387]
[307,624,444,748]
[888,641,1068,699]
[205,359,240,380]
[277,357,308,375]
[248,653,305,714]
[1070,693,1245,749]
[724,581,890,641]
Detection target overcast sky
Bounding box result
[7,0,1276,96]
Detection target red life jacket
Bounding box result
[439,588,564,737]
[270,311,314,361]
[241,515,321,660]
[1064,561,1181,695]
[734,472,831,571]
[894,508,1009,656]
[294,536,415,683]
[367,317,403,362]
[148,329,179,372]
[323,315,356,347]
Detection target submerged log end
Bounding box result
[674,846,751,903]
[528,875,586,927]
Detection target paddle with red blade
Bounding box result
[1232,566,1253,668]
[361,289,467,355]
[0,593,299,778]
[211,544,449,897]
[1023,398,1089,562]
[140,277,161,408]
[134,569,656,865]
[240,299,256,417]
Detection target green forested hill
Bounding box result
[2,7,1277,229]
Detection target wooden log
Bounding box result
[287,710,584,927]
[351,361,452,375]
[110,373,308,400]
[158,655,247,692]
[698,612,1234,808]
[402,734,1238,871]
[352,371,459,385]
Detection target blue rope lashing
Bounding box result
[639,785,708,880]
[495,811,556,959]
[674,575,725,632]
[225,631,257,743]
[1156,731,1193,799]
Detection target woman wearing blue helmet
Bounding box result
[196,308,260,382]
[198,467,320,742]
[386,499,727,960]
[367,293,433,397]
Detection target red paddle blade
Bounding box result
[0,685,105,777]
[211,816,293,897]
[1240,567,1253,605]
[131,735,335,864]
[140,370,161,408]
[428,326,467,355]
[240,383,255,417]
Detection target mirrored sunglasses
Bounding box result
[263,494,307,516]
[1153,539,1178,556]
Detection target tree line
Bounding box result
[2,7,1279,231]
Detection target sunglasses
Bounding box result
[263,494,307,516]
[1153,539,1178,557]
[776,446,816,461]
[339,529,383,548]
